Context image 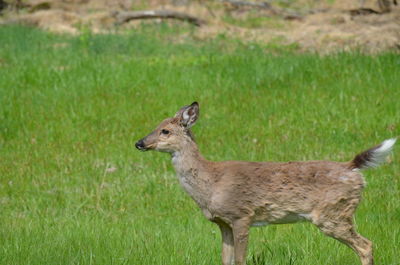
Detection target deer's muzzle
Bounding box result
[135,139,147,151]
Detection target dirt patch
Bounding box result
[1,0,399,52]
[288,8,400,52]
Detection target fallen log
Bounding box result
[220,0,272,9]
[112,10,206,27]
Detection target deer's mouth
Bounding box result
[136,146,148,151]
[135,139,158,151]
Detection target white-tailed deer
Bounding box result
[135,102,396,265]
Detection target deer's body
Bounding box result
[172,143,363,225]
[136,102,396,265]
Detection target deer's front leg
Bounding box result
[232,219,250,265]
[218,222,234,265]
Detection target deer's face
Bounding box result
[135,102,199,153]
[135,118,186,153]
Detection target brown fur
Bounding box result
[135,102,394,265]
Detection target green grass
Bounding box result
[0,24,399,265]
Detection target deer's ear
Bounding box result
[174,102,199,128]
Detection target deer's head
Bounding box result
[135,102,199,153]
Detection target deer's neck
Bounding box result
[171,140,213,207]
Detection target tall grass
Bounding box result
[0,24,399,264]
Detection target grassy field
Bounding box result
[0,24,399,265]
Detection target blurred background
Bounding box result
[0,0,399,52]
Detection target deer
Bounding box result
[135,102,396,265]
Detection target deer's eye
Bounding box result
[161,129,170,135]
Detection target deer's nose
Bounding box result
[135,139,145,150]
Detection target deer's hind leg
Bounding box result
[317,218,373,265]
[312,196,373,265]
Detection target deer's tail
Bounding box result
[350,138,396,170]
